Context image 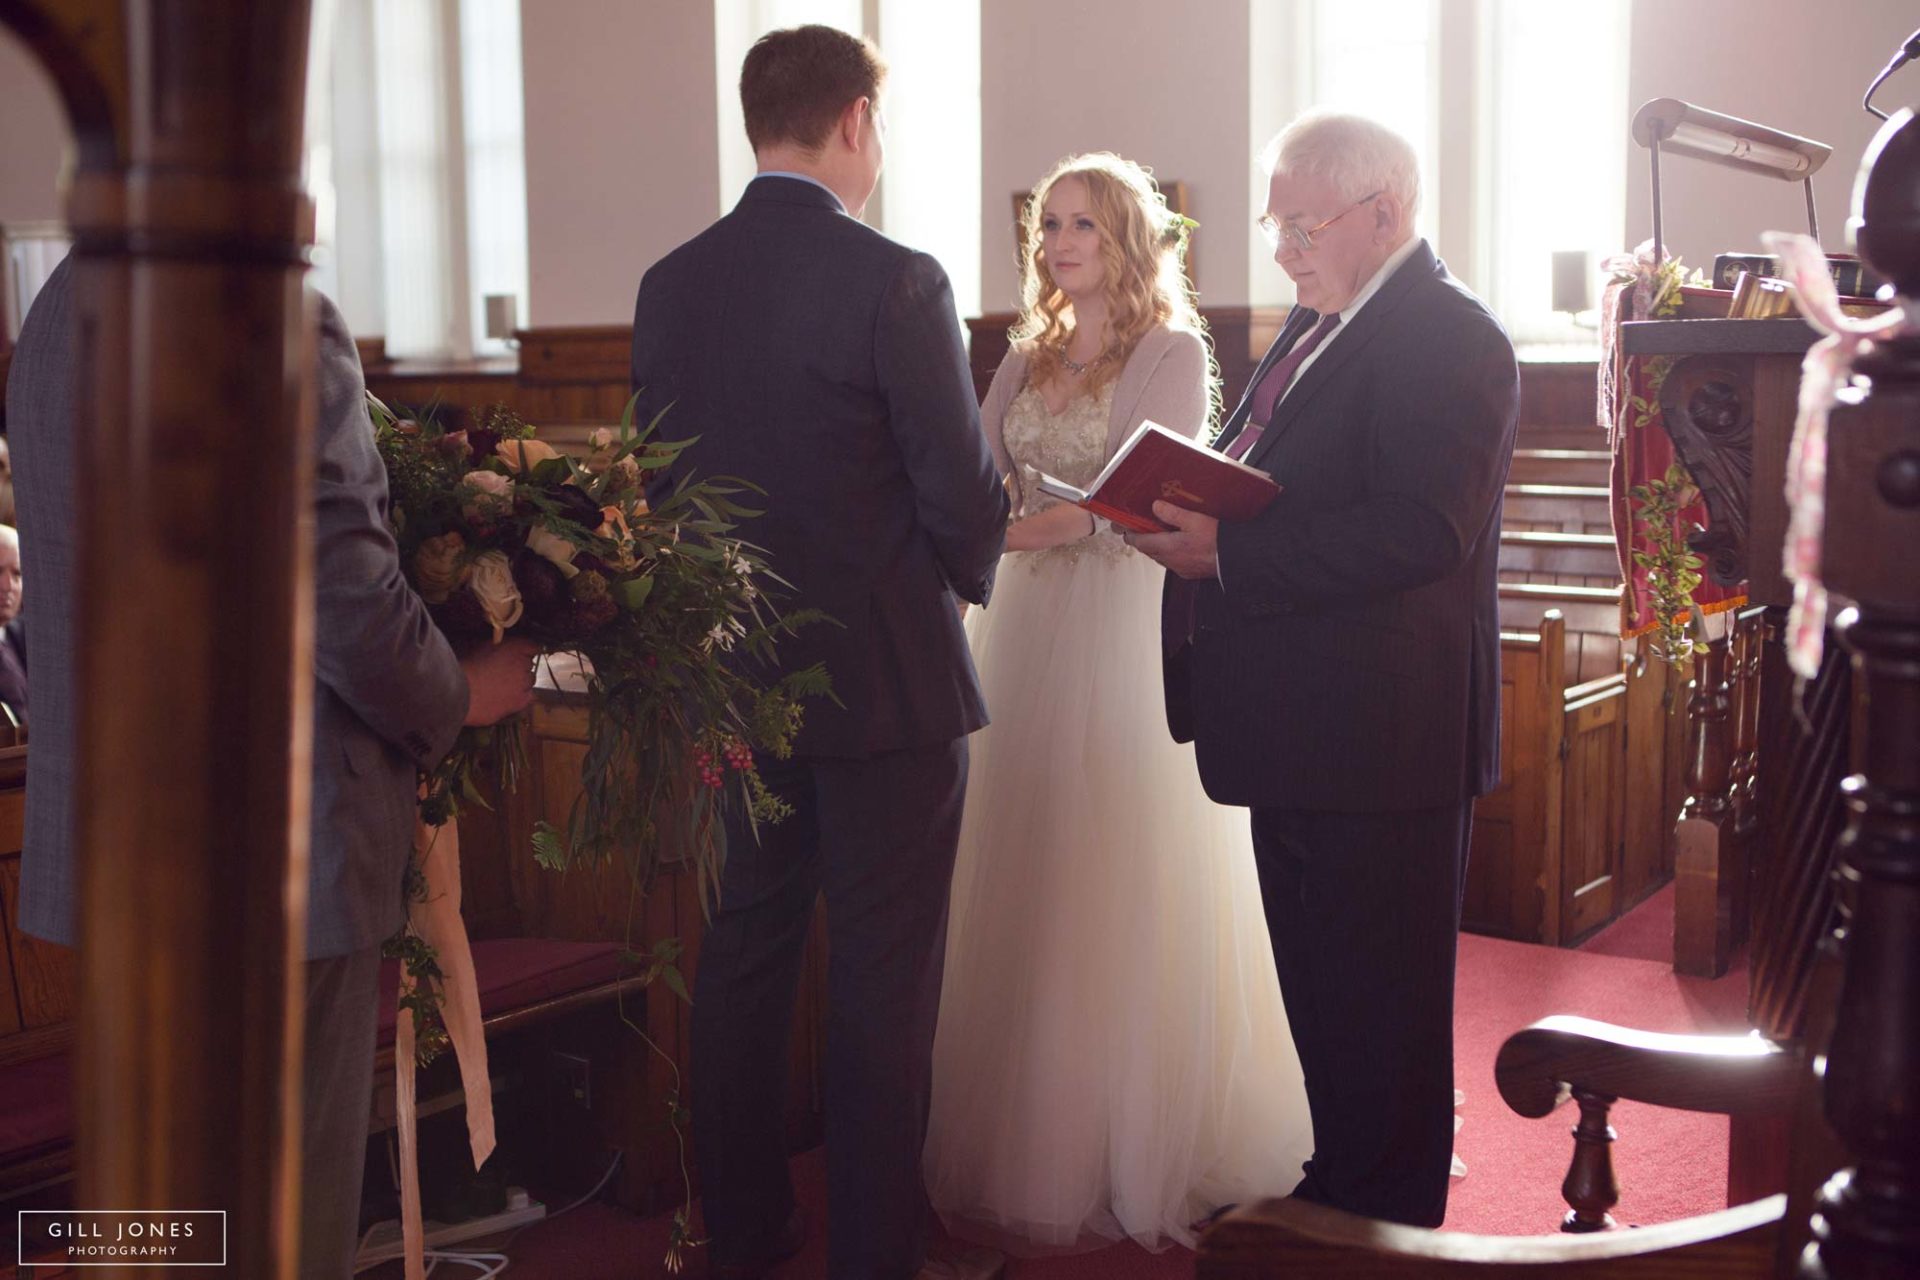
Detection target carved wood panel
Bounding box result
[1658,355,1754,589]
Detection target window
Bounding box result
[1305,0,1441,245]
[2,223,70,344]
[309,0,530,360]
[712,1,983,320]
[1286,0,1628,346]
[1480,0,1629,344]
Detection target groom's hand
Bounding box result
[1126,501,1219,580]
[461,637,539,725]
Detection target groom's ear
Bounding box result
[836,96,870,153]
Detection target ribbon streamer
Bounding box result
[395,813,497,1280]
[1760,232,1912,679]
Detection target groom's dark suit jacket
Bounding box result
[631,177,1008,758]
[1166,241,1519,811]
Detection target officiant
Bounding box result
[1130,110,1520,1228]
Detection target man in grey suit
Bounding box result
[7,256,539,1278]
[631,26,1009,1280]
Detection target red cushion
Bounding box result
[0,1053,72,1161]
[375,937,631,1048]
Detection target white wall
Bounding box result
[8,5,1917,332]
[0,32,70,227]
[979,0,1254,313]
[1624,0,1917,276]
[520,1,721,325]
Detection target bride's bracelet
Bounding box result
[1084,509,1098,538]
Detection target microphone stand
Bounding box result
[1864,27,1920,119]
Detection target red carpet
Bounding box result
[1577,882,1679,963]
[366,887,1751,1277]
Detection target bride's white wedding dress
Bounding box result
[924,379,1313,1254]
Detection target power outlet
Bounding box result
[553,1050,591,1111]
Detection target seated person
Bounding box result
[0,523,23,723]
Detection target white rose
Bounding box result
[460,469,514,521]
[526,525,581,579]
[587,427,616,451]
[468,550,524,642]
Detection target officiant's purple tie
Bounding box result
[1165,311,1342,655]
[1223,312,1342,462]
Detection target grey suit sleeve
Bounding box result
[874,252,1010,604]
[311,294,469,767]
[1216,316,1519,614]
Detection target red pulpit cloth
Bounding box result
[1600,244,1746,638]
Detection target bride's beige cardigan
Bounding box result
[978,325,1213,512]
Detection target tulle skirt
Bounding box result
[924,541,1313,1253]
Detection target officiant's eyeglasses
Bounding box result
[1258,191,1382,252]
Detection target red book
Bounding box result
[1035,420,1282,534]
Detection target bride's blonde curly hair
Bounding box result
[1012,152,1216,423]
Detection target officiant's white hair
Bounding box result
[1260,111,1421,219]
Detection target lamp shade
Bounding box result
[1632,98,1831,180]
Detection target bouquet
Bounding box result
[374,393,829,891]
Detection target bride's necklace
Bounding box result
[1058,342,1112,377]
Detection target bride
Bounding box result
[924,153,1312,1253]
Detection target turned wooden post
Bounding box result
[1560,1088,1621,1233]
[1729,607,1764,946]
[1798,108,1920,1280]
[1730,609,1762,839]
[0,3,317,1276]
[1674,629,1741,976]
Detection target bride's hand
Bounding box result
[1006,505,1097,553]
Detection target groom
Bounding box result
[1132,111,1518,1228]
[629,24,1008,1280]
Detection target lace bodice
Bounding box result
[1002,381,1132,568]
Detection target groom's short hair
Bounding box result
[740,24,887,155]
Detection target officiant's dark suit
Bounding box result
[1163,233,1518,1226]
[631,171,1008,1276]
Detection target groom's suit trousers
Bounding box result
[1250,800,1473,1229]
[692,738,970,1280]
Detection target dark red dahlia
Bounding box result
[543,483,604,531]
[430,589,492,650]
[512,549,569,624]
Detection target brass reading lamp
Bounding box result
[1630,98,1832,264]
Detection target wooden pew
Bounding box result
[1497,582,1622,686]
[1468,613,1655,946]
[1467,584,1680,946]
